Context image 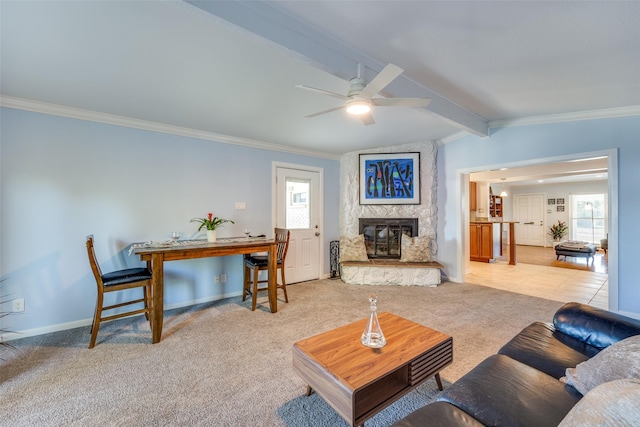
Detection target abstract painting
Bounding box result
[359,152,420,205]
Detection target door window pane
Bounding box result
[286,178,310,229]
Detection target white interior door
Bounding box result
[514,194,545,246]
[275,165,322,283]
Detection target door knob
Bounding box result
[315,232,320,236]
[524,222,534,225]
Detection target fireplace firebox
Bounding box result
[359,218,418,259]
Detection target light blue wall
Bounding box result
[437,115,640,316]
[1,108,340,334]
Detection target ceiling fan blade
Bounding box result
[359,63,404,99]
[295,85,349,101]
[372,97,431,108]
[360,112,375,126]
[304,105,345,118]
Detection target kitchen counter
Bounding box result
[470,221,519,265]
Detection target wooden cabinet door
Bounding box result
[470,225,479,258]
[470,224,494,262]
[480,224,494,259]
[470,182,477,211]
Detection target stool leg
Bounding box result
[89,293,104,349]
[252,266,259,311]
[279,264,288,303]
[242,263,250,302]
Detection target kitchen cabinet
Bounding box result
[470,222,501,262]
[469,182,477,211]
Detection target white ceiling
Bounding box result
[470,156,609,187]
[2,1,639,160]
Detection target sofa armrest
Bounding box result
[553,302,640,350]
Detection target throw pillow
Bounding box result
[339,235,369,262]
[558,379,640,427]
[400,234,431,262]
[561,334,640,395]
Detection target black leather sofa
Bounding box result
[393,302,640,427]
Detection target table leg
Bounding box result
[435,373,444,391]
[268,242,278,313]
[150,253,165,344]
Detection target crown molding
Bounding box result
[4,95,637,154]
[489,105,640,129]
[0,96,340,160]
[436,105,640,145]
[436,131,470,146]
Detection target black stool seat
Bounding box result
[244,256,282,268]
[102,268,152,286]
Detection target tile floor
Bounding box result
[465,252,609,310]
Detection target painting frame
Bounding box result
[359,152,420,205]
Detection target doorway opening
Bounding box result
[460,149,617,310]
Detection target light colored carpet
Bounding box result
[0,279,564,426]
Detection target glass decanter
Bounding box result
[360,294,386,348]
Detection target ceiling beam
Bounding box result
[185,0,489,137]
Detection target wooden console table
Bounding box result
[133,239,277,344]
[292,312,453,426]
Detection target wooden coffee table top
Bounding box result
[293,312,451,391]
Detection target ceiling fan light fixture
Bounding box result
[346,98,371,115]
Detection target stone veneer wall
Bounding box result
[340,141,438,250]
[339,141,439,286]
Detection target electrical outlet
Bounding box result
[221,273,227,283]
[13,298,25,312]
[214,275,220,284]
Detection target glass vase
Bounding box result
[360,294,386,348]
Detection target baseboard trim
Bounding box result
[1,291,243,342]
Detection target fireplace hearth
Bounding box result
[359,218,418,259]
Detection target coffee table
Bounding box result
[292,312,453,427]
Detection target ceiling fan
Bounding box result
[296,63,430,125]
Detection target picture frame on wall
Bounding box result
[359,152,420,205]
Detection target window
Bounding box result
[286,179,310,229]
[569,194,607,244]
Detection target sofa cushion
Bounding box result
[561,334,640,395]
[438,354,581,427]
[339,234,369,262]
[391,401,484,427]
[400,234,431,262]
[498,321,594,379]
[553,302,640,350]
[558,379,640,426]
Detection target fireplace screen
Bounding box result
[359,218,418,259]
